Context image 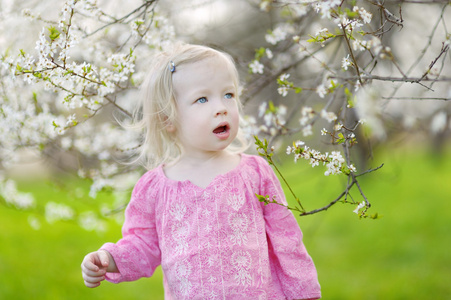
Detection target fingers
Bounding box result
[81,265,106,288]
[97,250,110,268]
[83,274,105,288]
[82,271,105,288]
[81,251,109,288]
[84,281,101,288]
[82,253,100,272]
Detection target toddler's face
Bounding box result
[171,56,240,156]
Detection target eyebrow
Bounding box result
[188,84,236,95]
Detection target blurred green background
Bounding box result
[1,143,450,300]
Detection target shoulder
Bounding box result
[241,153,272,172]
[131,165,165,200]
[239,153,276,183]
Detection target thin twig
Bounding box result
[330,74,451,82]
[299,180,356,216]
[83,1,157,37]
[382,97,451,101]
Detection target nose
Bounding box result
[214,99,228,116]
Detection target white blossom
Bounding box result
[302,124,313,136]
[278,86,289,97]
[286,146,293,155]
[265,23,294,45]
[325,151,345,176]
[353,6,372,24]
[279,73,290,81]
[78,211,107,232]
[316,84,327,98]
[265,48,273,59]
[295,140,305,148]
[314,0,341,19]
[249,60,264,74]
[321,110,337,123]
[353,201,366,214]
[45,202,75,223]
[334,123,343,131]
[28,216,41,230]
[342,54,352,70]
[0,179,36,209]
[355,86,386,140]
[430,111,447,134]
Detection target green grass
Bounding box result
[284,145,451,299]
[1,145,450,299]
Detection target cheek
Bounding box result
[229,105,240,124]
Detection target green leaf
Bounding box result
[255,194,270,205]
[370,213,381,219]
[268,101,276,113]
[48,26,61,41]
[255,47,266,60]
[337,133,346,144]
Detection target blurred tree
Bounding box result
[0,0,450,228]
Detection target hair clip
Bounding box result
[169,61,176,73]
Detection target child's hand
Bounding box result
[81,250,114,288]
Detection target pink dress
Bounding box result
[101,154,321,299]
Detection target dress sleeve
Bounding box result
[257,157,321,300]
[100,171,161,283]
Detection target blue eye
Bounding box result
[196,97,207,104]
[224,93,234,99]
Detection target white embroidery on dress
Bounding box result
[228,213,249,246]
[204,241,212,250]
[171,221,189,254]
[170,203,189,255]
[208,290,219,299]
[174,259,193,297]
[208,275,217,284]
[231,251,253,286]
[227,193,245,211]
[207,256,215,267]
[202,208,212,218]
[170,202,187,221]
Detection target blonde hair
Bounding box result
[132,43,248,169]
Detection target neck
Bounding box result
[163,150,241,189]
[178,150,229,166]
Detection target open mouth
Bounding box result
[213,123,230,135]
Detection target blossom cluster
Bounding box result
[0,0,178,228]
[257,101,287,136]
[0,177,36,210]
[2,0,448,223]
[286,140,356,176]
[131,14,175,49]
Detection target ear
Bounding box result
[166,121,176,133]
[164,117,176,133]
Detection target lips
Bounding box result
[213,122,230,139]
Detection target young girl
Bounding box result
[81,44,321,299]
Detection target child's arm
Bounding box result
[95,170,161,283]
[256,156,321,299]
[81,250,118,288]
